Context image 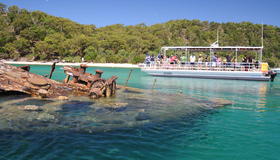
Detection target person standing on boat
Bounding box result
[226,55,231,67]
[248,56,253,69]
[242,55,248,63]
[145,53,151,64]
[198,54,203,69]
[205,55,209,67]
[198,54,203,63]
[217,57,222,67]
[242,55,248,71]
[150,55,155,65]
[157,53,163,64]
[170,55,178,64]
[180,54,187,65]
[212,53,217,67]
[190,54,196,65]
[164,55,171,66]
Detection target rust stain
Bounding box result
[0,62,118,99]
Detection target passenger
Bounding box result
[180,54,187,65]
[255,60,260,69]
[204,55,209,67]
[217,57,222,66]
[174,54,179,64]
[190,54,196,65]
[212,53,217,62]
[242,55,248,71]
[144,53,150,64]
[160,54,164,60]
[223,58,227,68]
[248,56,253,69]
[198,54,203,69]
[198,54,203,63]
[170,55,178,64]
[150,55,155,65]
[157,53,163,64]
[157,53,161,60]
[165,56,171,65]
[212,53,217,67]
[242,55,248,63]
[170,55,174,64]
[226,55,231,67]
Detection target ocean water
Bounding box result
[0,65,279,160]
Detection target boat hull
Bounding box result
[272,68,280,74]
[141,69,272,81]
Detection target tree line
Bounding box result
[0,3,280,67]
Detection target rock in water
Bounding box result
[58,96,69,100]
[19,105,43,112]
[211,98,233,107]
[36,113,56,122]
[135,112,151,121]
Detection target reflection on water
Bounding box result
[140,75,272,105]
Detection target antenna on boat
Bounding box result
[210,30,219,47]
[211,28,219,47]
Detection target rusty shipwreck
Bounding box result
[0,61,118,99]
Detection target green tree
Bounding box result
[0,3,280,66]
[84,46,98,62]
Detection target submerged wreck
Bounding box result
[0,62,118,99]
[0,86,233,132]
[0,61,233,133]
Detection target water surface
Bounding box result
[0,65,279,160]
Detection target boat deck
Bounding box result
[140,62,262,72]
[140,62,274,81]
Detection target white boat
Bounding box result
[272,68,280,74]
[140,45,277,81]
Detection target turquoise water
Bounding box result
[0,65,280,160]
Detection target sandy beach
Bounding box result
[2,60,139,68]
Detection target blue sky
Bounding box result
[1,0,280,27]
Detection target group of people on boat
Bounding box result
[144,52,260,70]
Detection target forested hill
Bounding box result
[0,3,280,67]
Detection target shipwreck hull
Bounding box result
[0,62,118,99]
[0,87,232,133]
[0,62,233,133]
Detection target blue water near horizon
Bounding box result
[0,65,280,160]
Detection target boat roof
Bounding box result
[161,46,263,52]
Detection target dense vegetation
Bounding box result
[0,3,280,66]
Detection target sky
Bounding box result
[1,0,280,27]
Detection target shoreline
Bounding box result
[2,60,140,68]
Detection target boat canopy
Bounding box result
[161,46,263,52]
[161,45,263,62]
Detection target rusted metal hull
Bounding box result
[0,62,118,99]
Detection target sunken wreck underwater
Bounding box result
[0,62,232,132]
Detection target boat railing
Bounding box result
[140,62,262,72]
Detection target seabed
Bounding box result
[0,87,232,133]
